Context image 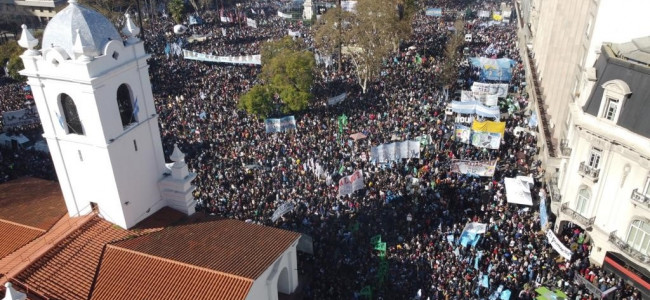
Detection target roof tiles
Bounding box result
[90,246,253,300]
[0,177,67,231]
[0,220,43,260]
[113,218,301,279]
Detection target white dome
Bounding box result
[42,0,122,58]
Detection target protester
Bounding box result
[0,0,643,299]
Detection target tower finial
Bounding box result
[170,144,185,163]
[18,24,39,56]
[122,13,141,44]
[73,29,92,61]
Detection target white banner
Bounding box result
[2,108,40,128]
[288,29,301,37]
[471,131,501,149]
[338,170,364,197]
[246,18,257,28]
[546,230,573,260]
[277,11,292,19]
[478,10,491,18]
[327,93,347,106]
[341,0,357,12]
[450,160,497,177]
[220,16,233,23]
[272,202,295,222]
[183,49,261,65]
[471,82,509,98]
[370,140,420,163]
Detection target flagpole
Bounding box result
[135,0,146,43]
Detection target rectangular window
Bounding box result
[588,148,602,168]
[604,98,618,121]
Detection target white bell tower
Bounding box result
[18,0,195,229]
[303,0,314,20]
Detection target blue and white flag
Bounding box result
[55,112,65,129]
[132,97,140,119]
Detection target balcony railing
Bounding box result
[560,139,572,157]
[560,203,595,227]
[630,188,650,208]
[578,162,600,182]
[609,230,650,266]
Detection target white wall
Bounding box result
[585,0,650,69]
[246,242,299,300]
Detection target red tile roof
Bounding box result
[0,177,67,231]
[0,220,43,261]
[112,218,301,279]
[13,216,137,300]
[89,246,254,300]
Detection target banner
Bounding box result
[450,101,500,119]
[341,1,357,12]
[454,124,472,143]
[471,132,501,149]
[470,57,516,81]
[540,195,548,229]
[339,170,364,197]
[2,108,40,128]
[328,93,347,106]
[246,18,257,28]
[478,10,491,18]
[220,16,233,23]
[271,202,295,222]
[546,230,573,260]
[183,49,261,65]
[471,82,509,98]
[459,222,486,247]
[288,29,301,37]
[371,140,420,163]
[471,120,506,135]
[464,222,488,234]
[450,160,497,177]
[265,116,296,133]
[277,11,292,19]
[504,177,533,206]
[425,8,442,17]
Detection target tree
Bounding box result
[440,19,465,88]
[168,0,185,23]
[313,0,413,93]
[237,85,274,118]
[0,41,25,81]
[79,0,131,23]
[239,37,316,117]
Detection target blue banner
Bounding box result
[540,196,548,229]
[470,57,516,82]
[265,116,297,133]
[425,8,442,17]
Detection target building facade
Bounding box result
[555,37,650,294]
[0,0,66,28]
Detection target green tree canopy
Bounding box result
[0,41,25,81]
[237,85,274,118]
[313,0,414,93]
[168,0,185,24]
[239,37,316,117]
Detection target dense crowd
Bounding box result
[0,0,645,299]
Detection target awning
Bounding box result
[602,252,650,298]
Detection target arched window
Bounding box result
[117,84,135,127]
[60,93,84,135]
[626,220,650,255]
[576,186,590,215]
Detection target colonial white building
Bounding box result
[18,0,196,229]
[555,37,650,293]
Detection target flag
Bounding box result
[55,112,65,129]
[481,275,489,288]
[132,97,140,119]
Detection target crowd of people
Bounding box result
[0,0,645,299]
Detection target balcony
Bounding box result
[560,139,572,157]
[630,189,650,209]
[608,231,650,266]
[578,162,600,182]
[560,203,595,228]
